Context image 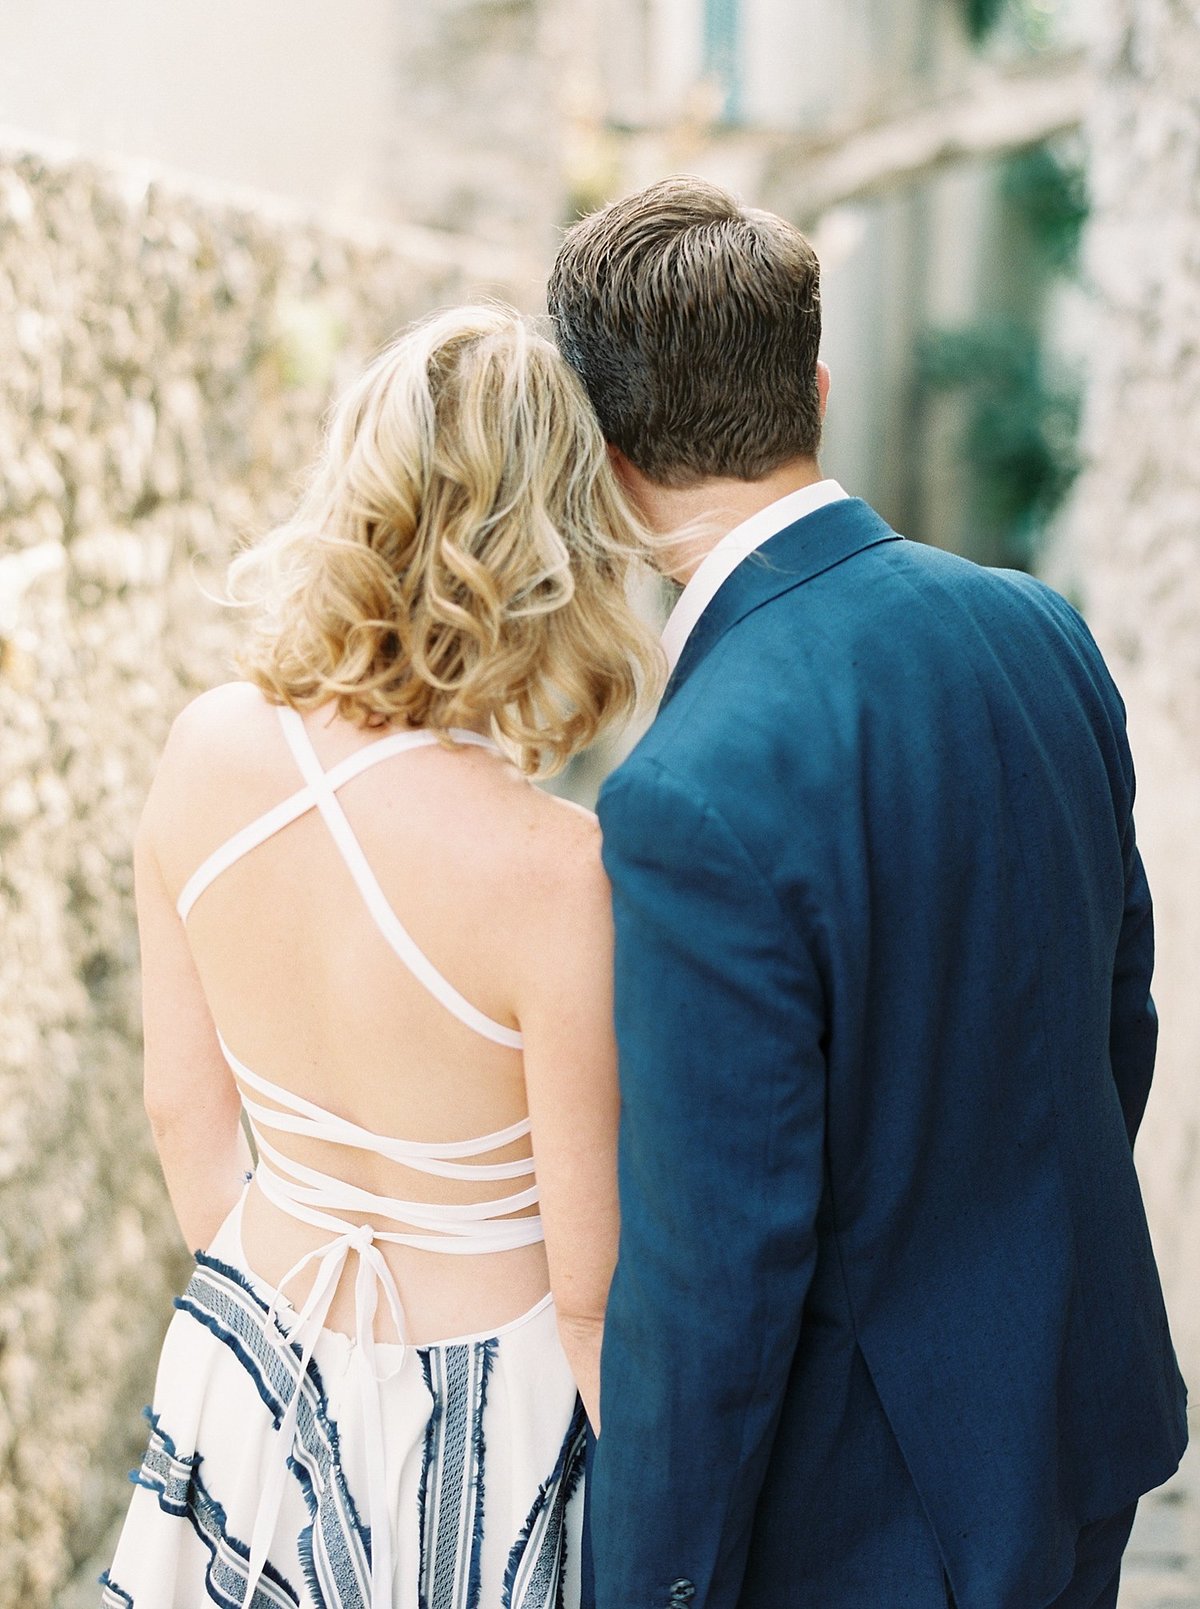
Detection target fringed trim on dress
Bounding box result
[98,1572,134,1608]
[502,1397,588,1609]
[175,1253,373,1603]
[129,1412,300,1608]
[417,1338,495,1609]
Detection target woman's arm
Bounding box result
[518,807,621,1434]
[135,796,252,1253]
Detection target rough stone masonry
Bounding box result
[0,145,514,1606]
[1073,0,1200,1408]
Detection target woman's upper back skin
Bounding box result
[144,678,604,1342]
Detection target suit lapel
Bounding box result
[660,498,902,708]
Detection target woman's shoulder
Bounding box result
[491,771,602,875]
[156,681,289,784]
[490,787,610,992]
[142,682,278,838]
[164,680,273,750]
[461,775,606,941]
[533,791,603,879]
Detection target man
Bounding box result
[548,177,1187,1609]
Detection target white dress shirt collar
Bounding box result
[660,479,850,673]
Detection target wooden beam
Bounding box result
[773,53,1093,216]
[607,52,1093,219]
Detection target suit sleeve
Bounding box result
[591,758,827,1609]
[1032,580,1159,1148]
[1074,606,1158,1147]
[1109,774,1157,1147]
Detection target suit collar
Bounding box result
[662,480,851,673]
[660,498,902,708]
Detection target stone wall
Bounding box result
[0,146,513,1605]
[1071,0,1200,1387]
[389,0,564,261]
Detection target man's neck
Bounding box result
[629,458,826,584]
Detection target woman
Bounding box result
[102,306,663,1609]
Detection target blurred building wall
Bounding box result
[0,0,401,220]
[1070,0,1200,1386]
[0,0,561,282]
[389,0,565,266]
[0,146,515,1607]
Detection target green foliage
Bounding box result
[916,129,1089,565]
[958,0,1008,42]
[1001,143,1089,270]
[919,320,1081,566]
[956,0,1068,51]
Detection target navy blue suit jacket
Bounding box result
[590,500,1187,1609]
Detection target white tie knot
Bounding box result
[349,1222,375,1252]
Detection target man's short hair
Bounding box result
[547,175,823,486]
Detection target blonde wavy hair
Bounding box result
[229,305,664,775]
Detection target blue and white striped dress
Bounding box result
[102,1193,585,1609]
[102,705,587,1608]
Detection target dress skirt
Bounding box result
[101,1192,587,1609]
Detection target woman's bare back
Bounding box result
[147,679,601,1343]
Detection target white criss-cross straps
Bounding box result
[175,704,540,1609]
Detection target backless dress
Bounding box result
[102,706,586,1609]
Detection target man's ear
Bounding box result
[608,444,644,499]
[817,361,832,420]
[608,447,667,530]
